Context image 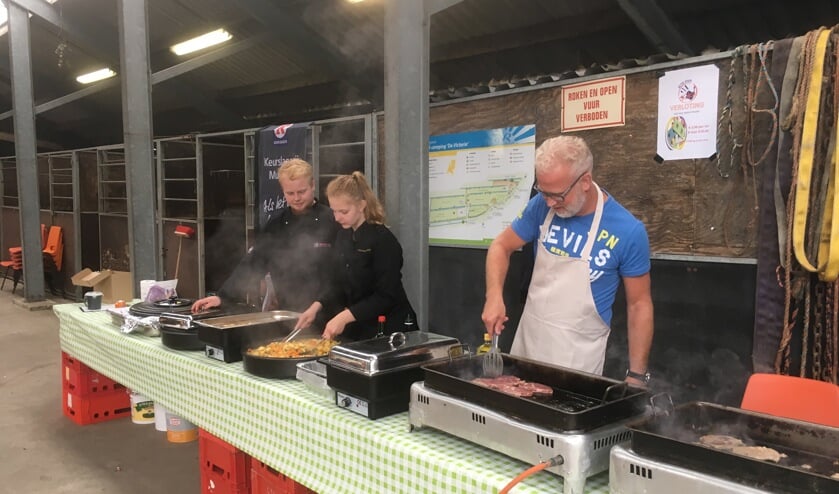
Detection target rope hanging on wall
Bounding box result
[718,43,779,255]
[773,26,839,384]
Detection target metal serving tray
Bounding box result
[296,360,334,400]
[195,310,300,363]
[195,310,300,329]
[325,331,462,376]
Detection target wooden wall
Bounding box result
[426,60,756,258]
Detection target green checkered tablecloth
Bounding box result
[54,303,610,494]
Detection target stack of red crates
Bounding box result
[61,351,131,425]
[199,429,251,494]
[251,460,316,494]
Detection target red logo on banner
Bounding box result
[274,124,293,138]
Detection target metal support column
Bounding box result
[8,2,45,301]
[384,0,429,328]
[71,151,82,300]
[196,136,206,296]
[118,0,158,293]
[383,0,459,329]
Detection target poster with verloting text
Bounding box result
[656,64,719,160]
[429,125,535,248]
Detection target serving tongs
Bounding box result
[482,332,503,378]
[282,326,306,343]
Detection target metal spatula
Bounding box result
[482,332,503,377]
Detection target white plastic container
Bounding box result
[154,403,167,431]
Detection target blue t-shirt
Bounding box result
[511,191,650,326]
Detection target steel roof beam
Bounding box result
[0,32,266,123]
[616,0,694,55]
[10,0,243,128]
[10,0,114,63]
[230,0,351,74]
[151,32,271,85]
[231,0,380,96]
[425,0,462,15]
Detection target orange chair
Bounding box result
[741,373,839,427]
[6,246,23,293]
[0,259,13,290]
[43,225,63,272]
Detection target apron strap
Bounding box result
[581,183,604,259]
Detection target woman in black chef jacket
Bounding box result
[322,171,418,341]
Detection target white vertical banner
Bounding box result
[656,65,719,161]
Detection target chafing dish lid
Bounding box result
[194,310,300,330]
[326,331,461,375]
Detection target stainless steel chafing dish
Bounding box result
[323,331,462,419]
[327,331,462,375]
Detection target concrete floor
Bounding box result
[0,286,198,494]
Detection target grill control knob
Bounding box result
[340,397,352,408]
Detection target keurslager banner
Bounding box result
[255,123,309,229]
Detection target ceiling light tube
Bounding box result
[76,68,116,84]
[170,28,232,56]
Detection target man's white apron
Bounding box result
[510,184,610,374]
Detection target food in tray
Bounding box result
[248,338,338,359]
[698,434,787,463]
[472,375,553,398]
[730,445,785,463]
[699,434,745,449]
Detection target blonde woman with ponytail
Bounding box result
[322,172,418,340]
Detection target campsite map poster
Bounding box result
[429,125,535,247]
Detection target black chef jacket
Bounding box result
[218,201,338,324]
[332,221,417,341]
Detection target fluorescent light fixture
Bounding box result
[76,68,116,84]
[170,28,232,56]
[346,0,366,3]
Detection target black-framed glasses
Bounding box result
[534,171,587,202]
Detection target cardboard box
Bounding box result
[71,268,133,304]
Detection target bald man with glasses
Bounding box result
[482,135,654,386]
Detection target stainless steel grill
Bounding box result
[408,381,640,494]
[609,445,773,494]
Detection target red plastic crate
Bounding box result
[199,429,250,494]
[62,388,131,425]
[251,460,316,494]
[61,352,125,396]
[202,467,249,494]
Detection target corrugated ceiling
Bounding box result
[0,0,836,151]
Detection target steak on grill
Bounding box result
[471,375,553,398]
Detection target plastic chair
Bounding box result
[43,225,63,272]
[741,373,839,427]
[0,260,13,290]
[7,247,23,294]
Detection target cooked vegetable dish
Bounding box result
[248,338,338,359]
